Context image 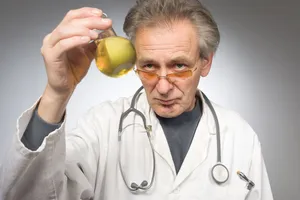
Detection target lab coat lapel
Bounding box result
[173,94,214,188]
[139,93,177,176]
[149,110,177,176]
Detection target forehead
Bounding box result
[134,20,199,62]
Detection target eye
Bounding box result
[175,64,187,71]
[143,64,155,71]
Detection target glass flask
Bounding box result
[94,13,136,78]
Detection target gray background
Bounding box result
[0,0,299,199]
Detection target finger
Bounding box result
[82,42,97,61]
[62,7,103,24]
[41,33,52,56]
[52,35,91,59]
[69,16,112,32]
[48,25,99,47]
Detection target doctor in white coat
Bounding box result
[0,0,273,199]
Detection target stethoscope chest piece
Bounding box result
[211,162,229,184]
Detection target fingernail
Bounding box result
[91,9,102,16]
[102,18,111,23]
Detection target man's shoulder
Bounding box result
[211,102,246,123]
[211,102,258,139]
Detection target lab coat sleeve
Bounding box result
[247,134,274,200]
[0,100,106,200]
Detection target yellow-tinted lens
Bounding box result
[167,70,193,81]
[136,69,194,83]
[137,70,158,81]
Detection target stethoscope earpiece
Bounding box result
[130,180,149,191]
[141,180,148,187]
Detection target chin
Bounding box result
[152,104,183,118]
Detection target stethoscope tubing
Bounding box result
[201,93,222,163]
[118,86,228,191]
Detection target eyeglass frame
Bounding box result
[134,67,199,83]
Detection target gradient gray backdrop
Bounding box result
[0,0,299,199]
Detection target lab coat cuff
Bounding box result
[15,97,66,158]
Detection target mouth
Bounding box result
[157,99,176,105]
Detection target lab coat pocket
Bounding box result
[228,183,258,200]
[245,189,260,200]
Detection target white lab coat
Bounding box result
[0,90,273,200]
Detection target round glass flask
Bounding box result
[94,13,136,78]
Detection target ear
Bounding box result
[200,53,214,77]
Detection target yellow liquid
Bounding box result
[95,36,136,78]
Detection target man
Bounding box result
[0,0,273,199]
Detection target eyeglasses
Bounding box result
[134,67,198,84]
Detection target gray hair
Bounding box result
[123,0,220,59]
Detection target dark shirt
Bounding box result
[157,97,202,174]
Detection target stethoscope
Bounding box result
[117,86,229,192]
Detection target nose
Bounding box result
[156,77,173,96]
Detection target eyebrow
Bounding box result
[137,55,193,66]
[169,56,193,65]
[136,58,159,66]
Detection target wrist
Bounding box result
[45,83,74,102]
[37,84,73,124]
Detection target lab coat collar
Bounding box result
[143,89,218,134]
[198,90,218,135]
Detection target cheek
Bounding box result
[141,80,156,96]
[178,78,199,95]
